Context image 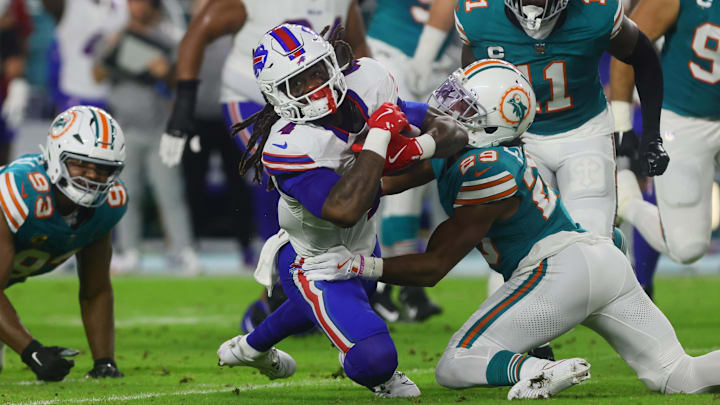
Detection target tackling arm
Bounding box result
[76,232,115,362]
[421,106,469,157]
[381,160,436,196]
[302,197,518,284]
[380,200,512,286]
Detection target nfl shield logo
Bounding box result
[535,43,546,55]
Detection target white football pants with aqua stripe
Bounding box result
[435,238,720,393]
[522,109,617,239]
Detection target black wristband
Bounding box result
[167,79,200,133]
[21,340,43,364]
[94,357,117,368]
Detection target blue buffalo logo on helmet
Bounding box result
[253,45,269,78]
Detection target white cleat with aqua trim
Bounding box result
[508,358,590,400]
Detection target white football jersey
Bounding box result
[220,0,352,104]
[262,58,399,257]
[55,0,129,99]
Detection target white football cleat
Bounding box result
[217,335,296,380]
[507,358,590,400]
[372,371,421,398]
[616,170,643,221]
[0,341,5,374]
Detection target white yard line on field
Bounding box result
[5,368,436,405]
[35,315,233,327]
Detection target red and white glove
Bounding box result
[355,102,436,173]
[359,102,409,159]
[368,102,410,134]
[383,131,435,174]
[298,246,383,282]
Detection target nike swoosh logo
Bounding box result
[375,108,394,121]
[21,183,27,198]
[337,258,351,269]
[273,142,288,149]
[31,352,43,366]
[388,145,408,164]
[474,167,492,177]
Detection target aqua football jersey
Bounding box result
[431,146,582,280]
[0,154,128,282]
[455,0,624,134]
[367,0,451,58]
[661,0,720,118]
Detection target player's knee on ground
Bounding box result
[665,352,720,394]
[435,346,500,389]
[343,333,398,387]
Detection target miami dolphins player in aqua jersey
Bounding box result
[0,106,127,381]
[455,0,669,242]
[300,59,720,399]
[612,0,720,294]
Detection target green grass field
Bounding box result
[2,275,719,404]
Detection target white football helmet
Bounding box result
[253,24,347,123]
[505,0,569,31]
[430,59,536,148]
[42,106,125,207]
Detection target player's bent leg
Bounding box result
[654,151,713,265]
[582,259,689,392]
[245,299,316,352]
[435,343,590,399]
[282,243,419,394]
[617,170,669,254]
[655,109,719,265]
[343,333,397,387]
[437,250,597,395]
[343,332,420,398]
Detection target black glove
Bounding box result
[86,357,124,378]
[165,79,200,139]
[21,340,77,382]
[639,133,670,177]
[613,129,640,158]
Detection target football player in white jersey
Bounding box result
[158,0,371,333]
[215,24,468,397]
[42,0,129,111]
[300,60,720,399]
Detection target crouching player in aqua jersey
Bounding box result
[0,106,127,381]
[300,60,720,399]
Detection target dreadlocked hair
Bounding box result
[233,102,279,186]
[232,24,355,186]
